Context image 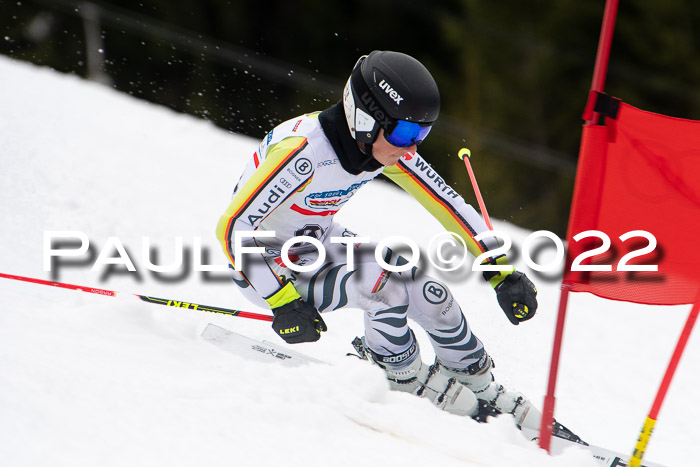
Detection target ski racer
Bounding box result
[216,50,541,427]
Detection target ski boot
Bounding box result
[437,353,587,444]
[351,336,479,417]
[437,352,543,431]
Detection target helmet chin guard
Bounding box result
[343,74,381,145]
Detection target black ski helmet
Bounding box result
[343,50,440,147]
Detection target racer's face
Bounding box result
[370,129,417,166]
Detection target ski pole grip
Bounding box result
[458,146,493,230]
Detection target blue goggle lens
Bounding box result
[384,120,433,147]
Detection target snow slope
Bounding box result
[0,56,695,467]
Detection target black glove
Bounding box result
[481,255,537,325]
[271,298,327,344]
[266,281,327,344]
[488,271,538,325]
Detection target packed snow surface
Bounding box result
[0,56,695,466]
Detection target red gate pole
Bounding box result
[586,0,620,124]
[538,284,571,452]
[538,0,619,452]
[629,297,700,466]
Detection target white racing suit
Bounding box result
[216,107,499,369]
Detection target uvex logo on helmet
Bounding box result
[360,91,392,128]
[378,79,403,105]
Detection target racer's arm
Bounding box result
[382,155,497,258]
[216,136,314,300]
[217,135,327,344]
[383,155,537,325]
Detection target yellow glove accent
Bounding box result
[483,255,515,289]
[265,281,301,309]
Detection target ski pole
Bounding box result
[458,147,493,230]
[0,272,273,322]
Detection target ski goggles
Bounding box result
[383,120,433,147]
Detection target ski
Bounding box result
[201,323,325,367]
[202,324,667,467]
[520,427,666,467]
